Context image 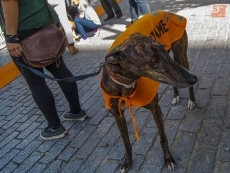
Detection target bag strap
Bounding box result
[14,59,104,82]
[44,0,56,24]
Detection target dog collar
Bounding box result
[106,66,137,88]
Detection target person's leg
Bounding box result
[135,0,150,15]
[100,0,114,17]
[13,58,61,129]
[107,0,122,16]
[75,18,98,33]
[74,18,88,39]
[129,0,139,22]
[45,57,88,121]
[45,57,82,114]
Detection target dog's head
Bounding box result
[105,33,197,88]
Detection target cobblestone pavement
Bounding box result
[0,0,230,172]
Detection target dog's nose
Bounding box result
[189,74,198,85]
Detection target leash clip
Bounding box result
[94,59,105,76]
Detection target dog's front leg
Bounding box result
[145,94,176,171]
[110,99,132,173]
[171,31,196,110]
[172,87,180,105]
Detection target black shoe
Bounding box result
[115,13,122,19]
[40,125,67,140]
[104,15,114,21]
[63,110,88,121]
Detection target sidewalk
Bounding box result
[0,0,230,173]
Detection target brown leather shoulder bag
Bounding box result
[21,23,66,68]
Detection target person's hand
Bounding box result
[6,43,23,58]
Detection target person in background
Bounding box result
[100,0,122,21]
[126,0,150,27]
[0,0,88,140]
[73,0,101,27]
[48,0,79,55]
[68,3,100,45]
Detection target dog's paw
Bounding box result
[188,100,195,110]
[120,168,128,173]
[120,156,131,173]
[165,155,176,171]
[172,96,179,105]
[166,161,176,171]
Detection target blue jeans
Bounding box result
[74,18,98,39]
[129,0,150,22]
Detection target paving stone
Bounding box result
[13,151,43,173]
[27,163,46,173]
[194,88,211,108]
[70,125,96,149]
[96,161,120,173]
[0,139,21,158]
[198,73,216,89]
[75,138,100,159]
[107,138,125,160]
[133,127,158,155]
[206,96,228,119]
[2,113,23,130]
[172,133,196,164]
[212,77,230,96]
[167,99,188,120]
[140,146,164,173]
[60,159,84,173]
[16,129,40,150]
[99,123,120,147]
[181,108,205,132]
[58,147,76,162]
[17,121,41,139]
[42,160,62,173]
[189,147,216,173]
[3,103,23,117]
[159,90,174,107]
[219,129,230,161]
[218,162,230,173]
[91,116,115,139]
[0,124,20,142]
[16,115,40,131]
[0,131,19,149]
[77,147,110,173]
[127,110,150,135]
[198,119,223,147]
[88,107,108,125]
[203,61,219,74]
[40,139,69,163]
[0,149,20,170]
[164,120,181,146]
[13,140,43,164]
[0,163,18,173]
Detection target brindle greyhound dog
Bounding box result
[100,33,197,172]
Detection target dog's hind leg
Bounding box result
[144,94,175,170]
[109,99,133,173]
[171,31,195,109]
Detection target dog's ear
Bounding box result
[105,51,126,64]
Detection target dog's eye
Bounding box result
[152,57,157,63]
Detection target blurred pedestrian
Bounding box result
[100,0,122,21]
[68,0,101,45]
[126,0,150,27]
